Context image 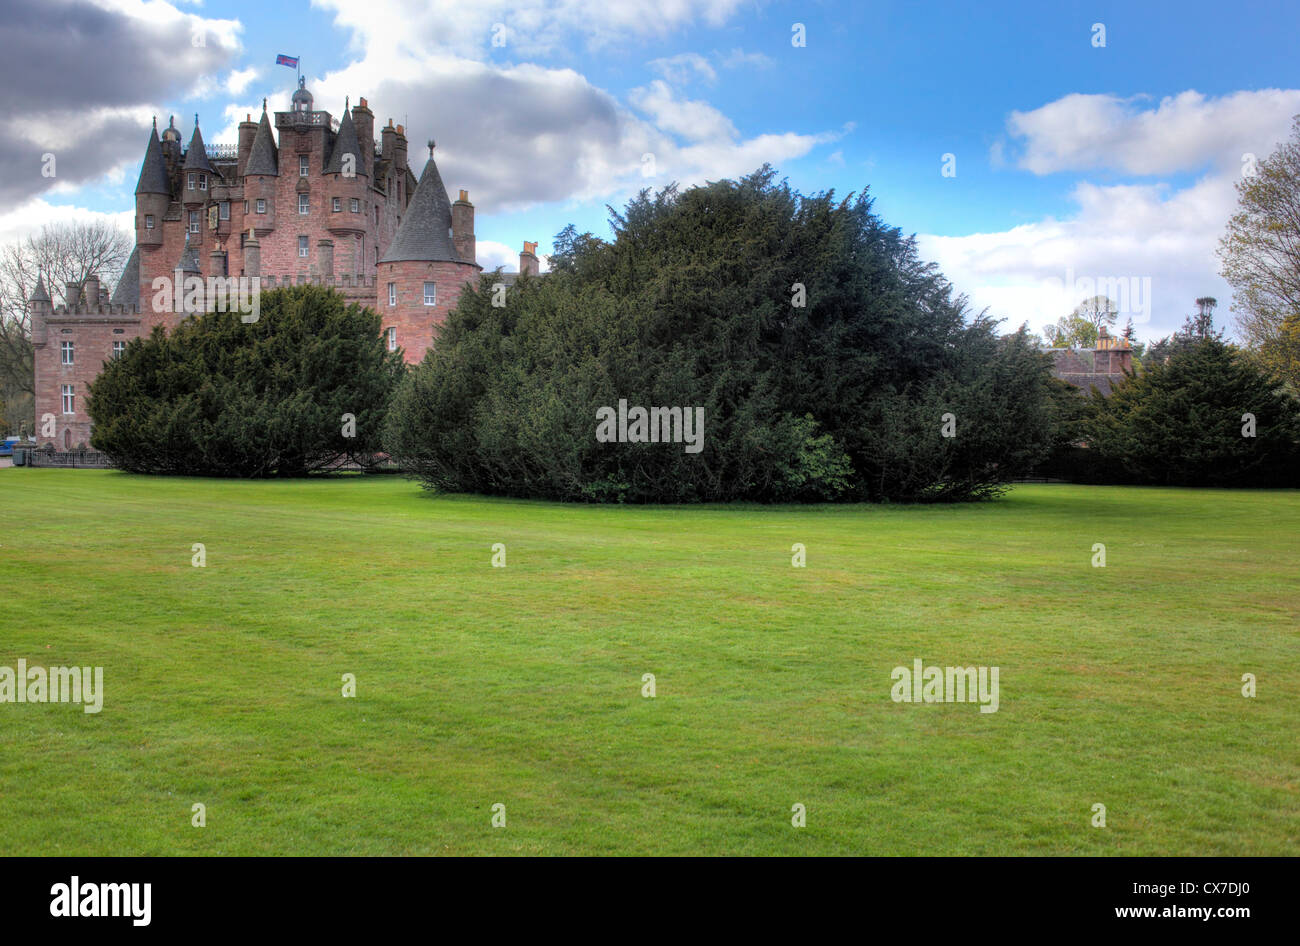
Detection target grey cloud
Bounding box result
[0,0,239,204]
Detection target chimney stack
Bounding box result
[452,189,476,265]
[519,241,539,277]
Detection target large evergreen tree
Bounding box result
[1086,337,1299,486]
[90,285,403,476]
[386,167,1057,502]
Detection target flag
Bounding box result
[276,54,298,69]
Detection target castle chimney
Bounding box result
[519,241,539,277]
[210,244,226,278]
[351,98,374,178]
[317,238,334,278]
[243,227,260,277]
[382,119,397,167]
[82,275,100,307]
[452,189,476,265]
[65,281,81,308]
[237,113,257,177]
[394,123,408,175]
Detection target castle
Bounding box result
[1050,327,1134,396]
[29,78,542,449]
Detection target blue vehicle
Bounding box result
[0,437,16,458]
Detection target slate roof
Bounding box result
[134,124,170,195]
[324,105,363,176]
[183,120,213,173]
[380,156,461,263]
[111,248,140,306]
[29,272,50,303]
[245,106,278,176]
[178,240,202,273]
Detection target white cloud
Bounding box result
[0,197,132,255]
[919,89,1300,342]
[719,47,773,70]
[649,53,716,86]
[226,67,260,96]
[1004,89,1300,176]
[630,80,736,142]
[312,0,749,59]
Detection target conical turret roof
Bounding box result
[111,248,140,306]
[135,120,170,195]
[380,152,461,263]
[324,102,363,176]
[29,271,50,303]
[178,238,201,273]
[183,116,213,173]
[245,102,278,177]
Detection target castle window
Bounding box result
[145,215,154,229]
[299,155,309,177]
[244,200,249,214]
[387,282,396,306]
[61,385,74,415]
[188,173,196,190]
[113,341,125,359]
[387,327,396,351]
[332,197,341,213]
[199,175,207,191]
[423,282,436,306]
[298,236,309,258]
[61,341,74,365]
[298,194,309,215]
[256,199,266,214]
[219,201,230,220]
[351,198,360,213]
[189,211,200,233]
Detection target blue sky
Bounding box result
[8,0,1300,341]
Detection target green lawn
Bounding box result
[0,469,1295,855]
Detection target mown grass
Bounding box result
[0,469,1295,855]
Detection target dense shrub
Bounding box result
[386,166,1057,502]
[1085,339,1300,486]
[90,285,403,476]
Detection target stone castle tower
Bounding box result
[28,78,521,449]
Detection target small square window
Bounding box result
[298,194,309,215]
[219,201,230,220]
[332,197,341,212]
[423,282,436,306]
[256,199,266,214]
[387,282,396,306]
[298,236,309,258]
[113,341,126,358]
[61,341,74,365]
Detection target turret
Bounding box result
[452,189,476,265]
[244,101,278,232]
[134,119,169,247]
[28,271,51,346]
[182,114,213,206]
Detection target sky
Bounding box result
[3,0,1299,342]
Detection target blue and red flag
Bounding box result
[276,54,299,69]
